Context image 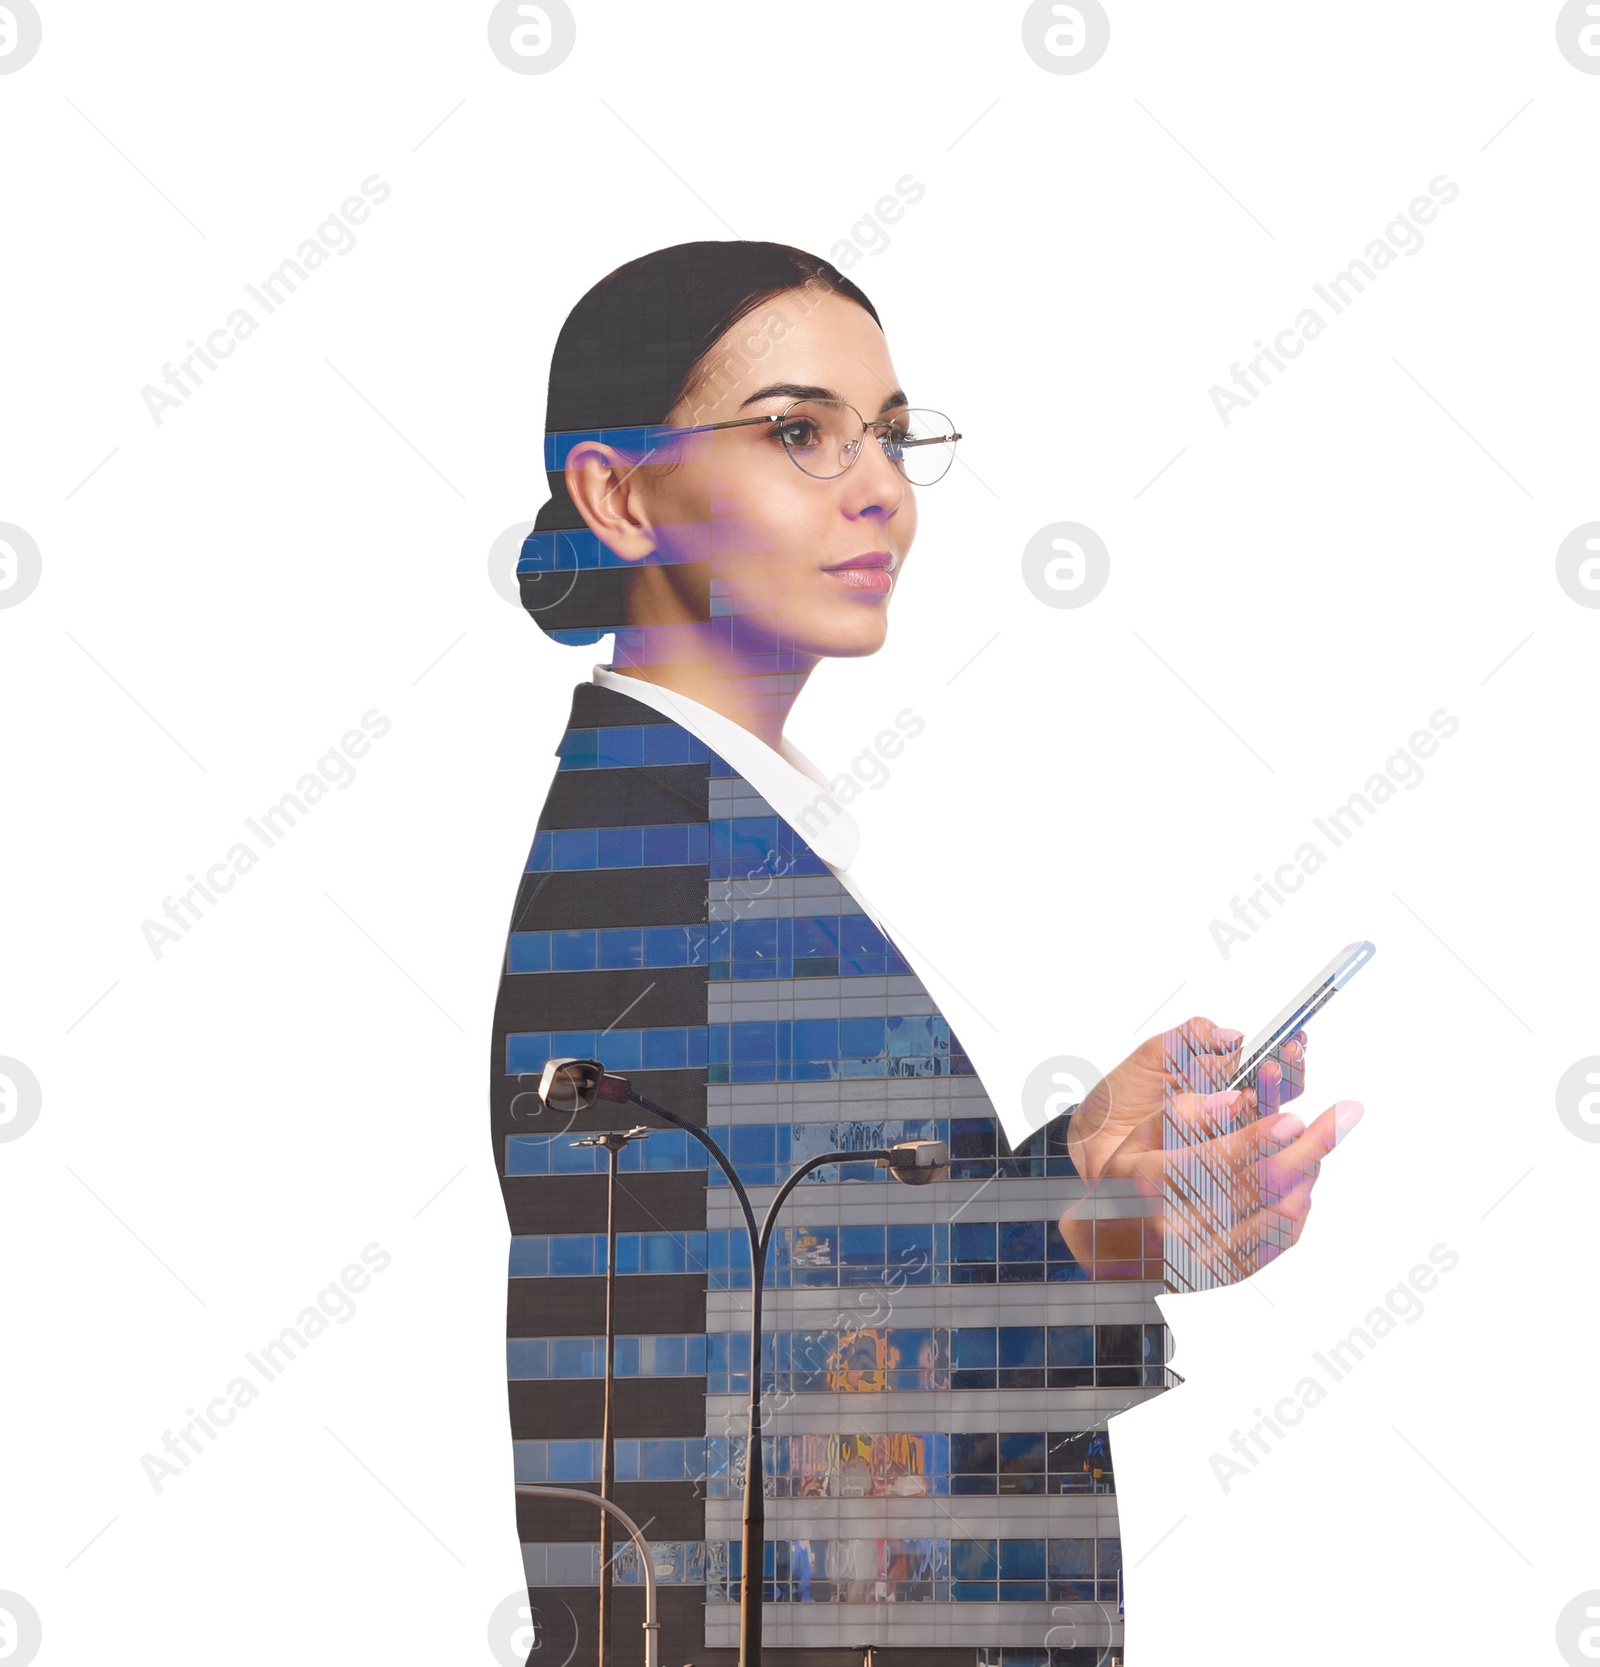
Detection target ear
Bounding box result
[565,442,657,565]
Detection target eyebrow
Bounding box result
[738,380,909,415]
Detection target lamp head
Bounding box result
[879,1139,950,1186]
[537,1058,633,1114]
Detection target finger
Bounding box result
[1088,1081,1256,1181]
[1165,1087,1256,1138]
[1271,1099,1363,1175]
[1166,1168,1317,1283]
[1257,1173,1317,1265]
[1169,1102,1305,1161]
[1255,1055,1286,1113]
[1163,1015,1241,1057]
[1272,1037,1307,1106]
[1158,1017,1244,1089]
[1183,1045,1244,1094]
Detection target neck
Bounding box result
[608,624,816,749]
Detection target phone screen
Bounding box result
[1223,940,1376,1095]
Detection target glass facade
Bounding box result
[512,1429,1115,1496]
[516,1537,1124,1605]
[491,686,1162,1662]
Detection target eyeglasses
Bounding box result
[675,398,962,487]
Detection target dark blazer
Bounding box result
[487,681,1081,1648]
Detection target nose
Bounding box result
[841,431,907,521]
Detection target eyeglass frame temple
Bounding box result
[662,401,961,448]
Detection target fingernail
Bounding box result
[1270,1112,1305,1139]
[1334,1100,1364,1137]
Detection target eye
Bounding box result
[774,417,822,449]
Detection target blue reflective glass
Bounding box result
[594,727,645,768]
[1048,1325,1094,1366]
[839,1225,887,1266]
[999,1221,1045,1263]
[1048,1538,1094,1578]
[729,1124,776,1168]
[731,1022,776,1064]
[603,1030,643,1071]
[641,824,689,866]
[647,1336,686,1376]
[998,1328,1045,1369]
[551,830,598,870]
[952,1540,998,1580]
[793,1019,838,1063]
[646,926,702,966]
[792,916,841,957]
[732,918,779,963]
[556,729,599,769]
[596,928,644,968]
[513,1442,547,1482]
[841,916,887,957]
[952,1222,996,1263]
[504,1137,549,1175]
[998,1433,1047,1472]
[551,1139,600,1175]
[641,725,689,765]
[507,1339,548,1378]
[548,1439,595,1482]
[839,1017,885,1059]
[641,1028,687,1070]
[548,1237,597,1276]
[999,1540,1046,1580]
[506,934,551,973]
[888,1224,933,1274]
[595,827,643,868]
[640,1439,685,1480]
[550,1338,598,1378]
[952,1329,998,1368]
[550,931,598,972]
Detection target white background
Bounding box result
[2,3,1596,1663]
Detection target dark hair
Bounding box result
[518,241,881,644]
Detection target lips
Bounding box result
[823,552,896,598]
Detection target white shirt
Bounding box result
[588,664,884,921]
[587,665,1032,1146]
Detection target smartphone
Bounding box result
[1223,940,1376,1095]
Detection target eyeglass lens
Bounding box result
[775,400,958,486]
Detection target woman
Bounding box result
[490,241,1360,1662]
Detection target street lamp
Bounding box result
[536,1058,949,1667]
[514,1482,661,1667]
[571,1125,652,1667]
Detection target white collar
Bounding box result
[588,665,861,871]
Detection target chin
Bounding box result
[807,614,891,659]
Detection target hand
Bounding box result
[1058,1015,1362,1290]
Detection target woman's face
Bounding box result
[597,288,919,661]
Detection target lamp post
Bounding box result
[536,1058,948,1667]
[571,1125,652,1667]
[515,1483,660,1667]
